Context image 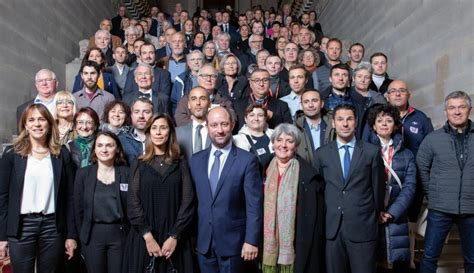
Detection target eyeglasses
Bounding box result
[56,100,74,105]
[199,74,218,79]
[250,40,264,44]
[386,88,408,95]
[224,61,238,66]
[251,78,270,84]
[36,78,55,83]
[76,120,94,126]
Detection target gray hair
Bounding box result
[133,63,153,77]
[35,69,57,81]
[95,29,111,39]
[444,90,472,108]
[186,50,205,63]
[256,49,270,58]
[353,61,372,77]
[124,26,137,36]
[220,53,242,75]
[198,63,218,76]
[248,34,262,43]
[217,32,231,41]
[271,123,302,147]
[203,40,217,49]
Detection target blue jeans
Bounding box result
[420,209,474,273]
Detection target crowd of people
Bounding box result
[0,2,473,273]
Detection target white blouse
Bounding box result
[20,154,55,214]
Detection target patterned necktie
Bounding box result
[194,124,203,153]
[209,150,223,196]
[343,145,351,182]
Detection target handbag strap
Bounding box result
[382,156,403,190]
[244,134,262,164]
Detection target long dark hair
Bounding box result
[82,47,106,71]
[139,113,181,164]
[89,131,128,166]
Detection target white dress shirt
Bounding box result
[208,142,232,179]
[192,120,208,151]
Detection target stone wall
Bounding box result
[318,0,474,128]
[0,0,115,142]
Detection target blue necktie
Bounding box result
[343,145,351,182]
[209,150,223,196]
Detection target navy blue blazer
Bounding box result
[190,144,263,257]
[72,72,121,99]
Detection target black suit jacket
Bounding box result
[122,90,170,116]
[123,66,172,97]
[0,147,77,240]
[74,164,130,244]
[313,140,385,242]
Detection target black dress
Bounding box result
[123,156,195,273]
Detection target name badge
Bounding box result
[120,183,128,192]
[256,148,266,156]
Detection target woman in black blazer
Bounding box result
[0,104,77,273]
[74,131,129,273]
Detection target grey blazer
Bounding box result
[176,121,210,162]
[108,64,130,92]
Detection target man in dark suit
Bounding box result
[122,64,170,115]
[16,68,58,130]
[313,104,385,273]
[190,106,262,273]
[176,87,211,162]
[123,42,172,97]
[220,11,239,43]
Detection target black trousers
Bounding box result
[8,214,64,273]
[82,223,124,273]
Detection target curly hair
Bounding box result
[366,104,402,132]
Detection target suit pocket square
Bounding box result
[120,183,128,191]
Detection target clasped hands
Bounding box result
[143,232,177,259]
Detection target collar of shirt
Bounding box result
[332,88,348,97]
[208,141,233,177]
[336,136,356,150]
[378,136,393,153]
[34,95,56,106]
[131,128,145,143]
[306,117,321,130]
[170,55,186,63]
[210,141,232,159]
[288,91,300,100]
[139,89,152,95]
[192,119,207,129]
[79,88,102,99]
